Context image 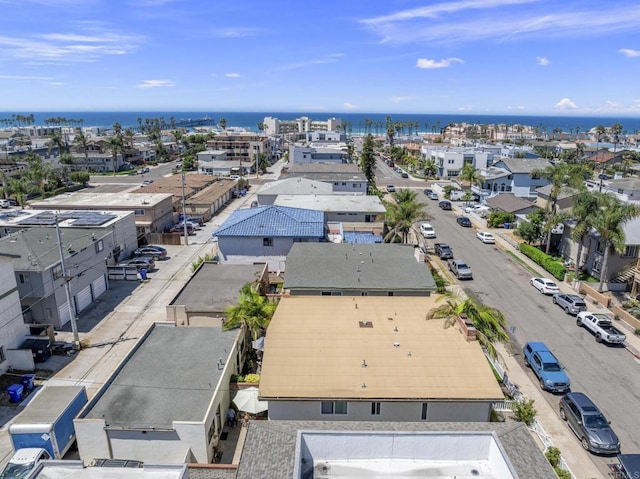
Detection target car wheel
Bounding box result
[565,307,571,315]
[524,356,530,367]
[576,318,582,327]
[581,437,590,451]
[552,296,557,304]
[539,378,546,390]
[559,408,567,421]
[595,334,602,343]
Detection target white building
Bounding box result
[421,146,493,178]
[0,259,28,375]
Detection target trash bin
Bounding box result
[139,268,147,280]
[21,374,35,391]
[504,222,510,229]
[7,384,23,403]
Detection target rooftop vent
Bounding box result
[358,321,373,328]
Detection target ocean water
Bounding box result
[1,111,638,135]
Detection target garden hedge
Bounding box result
[519,243,567,280]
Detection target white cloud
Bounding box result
[389,96,417,103]
[416,57,463,69]
[136,79,176,88]
[225,72,240,78]
[278,54,344,71]
[619,48,640,57]
[343,102,359,110]
[536,56,550,66]
[212,28,262,38]
[0,74,52,80]
[554,98,578,109]
[457,105,473,111]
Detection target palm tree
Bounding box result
[425,296,509,358]
[570,190,600,274]
[106,135,123,176]
[460,163,479,190]
[383,189,427,243]
[223,283,277,341]
[219,118,227,131]
[533,163,588,253]
[611,122,623,154]
[73,129,91,165]
[594,125,606,164]
[592,195,640,291]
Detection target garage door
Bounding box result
[92,274,108,298]
[58,302,71,327]
[75,285,93,312]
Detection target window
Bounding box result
[342,182,347,186]
[371,402,381,415]
[263,238,274,247]
[0,346,6,363]
[134,209,145,216]
[595,242,604,254]
[361,292,368,296]
[421,402,428,420]
[388,292,394,296]
[95,239,104,253]
[352,183,358,188]
[622,245,638,258]
[52,263,63,279]
[18,273,26,284]
[321,401,348,415]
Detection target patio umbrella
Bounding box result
[252,336,265,352]
[233,387,268,414]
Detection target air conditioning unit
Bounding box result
[314,462,331,477]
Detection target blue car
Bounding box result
[523,341,570,393]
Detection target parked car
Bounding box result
[5,198,18,207]
[133,246,167,260]
[169,223,195,235]
[0,448,51,478]
[523,341,571,393]
[181,216,204,226]
[476,231,495,243]
[121,257,156,271]
[420,223,436,239]
[0,199,11,208]
[464,204,490,217]
[559,392,620,454]
[456,216,472,227]
[552,294,587,315]
[438,200,452,210]
[428,192,439,200]
[424,188,434,196]
[401,172,409,178]
[530,277,560,295]
[176,220,200,230]
[141,179,154,186]
[386,185,396,193]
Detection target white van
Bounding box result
[0,448,51,477]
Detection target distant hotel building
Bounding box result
[263,116,343,136]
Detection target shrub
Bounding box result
[554,467,572,479]
[519,244,566,280]
[545,447,562,467]
[512,398,537,425]
[243,373,260,383]
[488,211,515,228]
[231,374,244,382]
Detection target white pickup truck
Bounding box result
[576,312,627,344]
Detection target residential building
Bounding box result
[420,145,493,178]
[31,461,188,478]
[289,145,349,164]
[236,421,557,479]
[166,262,268,326]
[281,163,367,194]
[603,177,640,203]
[284,243,434,296]
[273,194,385,225]
[476,157,552,200]
[204,132,270,164]
[484,193,538,217]
[263,116,342,135]
[0,227,112,328]
[212,206,324,261]
[256,178,334,205]
[305,131,345,142]
[260,296,502,422]
[535,184,577,212]
[74,323,241,465]
[0,259,28,375]
[30,192,175,242]
[196,149,227,175]
[0,209,137,264]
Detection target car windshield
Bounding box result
[545,281,557,287]
[584,414,609,429]
[0,462,35,479]
[458,263,469,269]
[543,362,562,372]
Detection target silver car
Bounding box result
[552,294,587,315]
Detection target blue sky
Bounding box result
[1,0,640,116]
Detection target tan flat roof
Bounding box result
[260,296,503,400]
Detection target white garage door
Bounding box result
[75,285,93,312]
[58,302,71,326]
[92,274,108,298]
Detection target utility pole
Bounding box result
[55,217,80,349]
[181,172,188,245]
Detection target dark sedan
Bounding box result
[438,200,452,210]
[133,246,167,260]
[456,216,472,227]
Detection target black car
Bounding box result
[438,200,452,210]
[456,216,472,227]
[424,188,433,196]
[401,172,409,178]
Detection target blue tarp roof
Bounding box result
[343,232,383,244]
[213,205,324,238]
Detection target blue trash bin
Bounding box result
[7,384,23,403]
[139,268,147,280]
[504,222,510,229]
[21,374,35,391]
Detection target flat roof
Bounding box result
[30,192,173,209]
[284,243,435,292]
[260,296,502,400]
[257,177,333,196]
[171,263,266,311]
[83,323,238,428]
[33,462,187,479]
[12,386,85,425]
[236,421,557,479]
[273,194,386,213]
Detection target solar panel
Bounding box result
[72,213,116,226]
[17,211,117,227]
